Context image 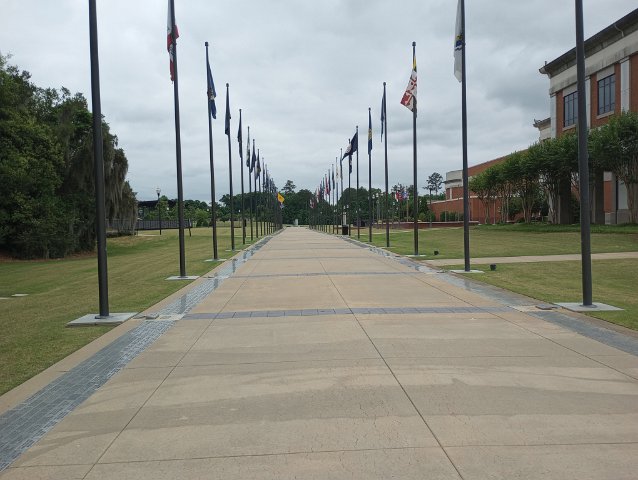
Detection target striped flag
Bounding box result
[167,0,179,81]
[400,51,417,112]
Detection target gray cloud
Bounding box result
[1,0,632,201]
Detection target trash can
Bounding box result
[341,225,349,235]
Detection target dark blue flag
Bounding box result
[206,57,217,119]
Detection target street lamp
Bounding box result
[156,187,162,235]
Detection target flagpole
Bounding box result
[205,42,218,260]
[356,125,360,239]
[258,162,262,236]
[383,82,390,248]
[170,0,187,277]
[334,160,338,233]
[460,0,471,272]
[368,108,373,243]
[575,0,593,305]
[411,42,419,256]
[238,109,246,245]
[348,147,351,237]
[225,84,235,251]
[254,148,258,238]
[88,0,109,316]
[248,127,253,241]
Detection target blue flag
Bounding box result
[206,56,217,119]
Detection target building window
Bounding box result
[597,74,615,115]
[563,91,578,127]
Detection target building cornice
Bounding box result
[539,8,638,78]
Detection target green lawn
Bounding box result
[0,226,256,395]
[447,259,638,331]
[364,223,638,258]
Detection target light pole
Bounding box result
[156,187,162,235]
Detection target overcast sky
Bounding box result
[1,1,633,201]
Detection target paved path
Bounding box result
[2,228,638,479]
[426,250,638,266]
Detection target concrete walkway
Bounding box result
[2,227,638,479]
[426,250,638,266]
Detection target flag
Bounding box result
[380,88,386,141]
[206,55,217,119]
[368,109,372,155]
[351,131,358,155]
[255,153,261,179]
[341,132,358,160]
[454,0,463,82]
[246,128,251,168]
[224,87,231,135]
[167,0,179,81]
[332,166,335,189]
[400,51,417,112]
[278,192,284,204]
[251,141,256,172]
[349,156,352,174]
[237,111,243,160]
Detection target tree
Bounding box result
[282,180,296,196]
[426,172,443,195]
[590,111,638,223]
[469,169,498,224]
[0,55,137,258]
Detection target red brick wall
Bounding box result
[556,90,565,137]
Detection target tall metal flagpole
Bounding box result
[170,0,187,277]
[88,0,109,317]
[225,83,235,251]
[460,0,471,272]
[254,148,259,238]
[205,42,218,260]
[340,148,344,230]
[383,82,390,248]
[411,41,419,256]
[334,159,338,232]
[238,109,246,244]
[348,145,351,236]
[248,127,253,241]
[575,0,593,305]
[356,125,360,239]
[368,108,373,243]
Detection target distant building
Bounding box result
[538,7,638,224]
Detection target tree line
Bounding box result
[0,55,137,258]
[469,111,638,224]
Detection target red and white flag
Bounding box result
[400,54,417,112]
[167,0,179,81]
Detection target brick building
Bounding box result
[432,8,638,224]
[538,7,638,224]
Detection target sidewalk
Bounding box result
[425,251,638,266]
[1,227,638,479]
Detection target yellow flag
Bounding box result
[277,192,284,203]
